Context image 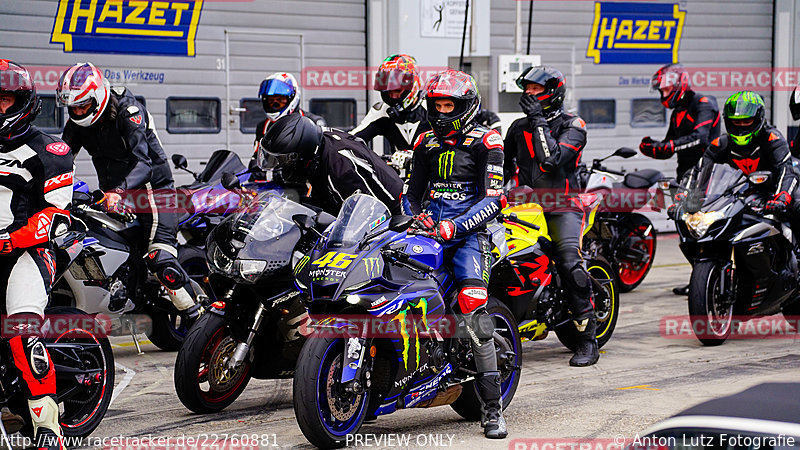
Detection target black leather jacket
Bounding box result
[62,87,173,191]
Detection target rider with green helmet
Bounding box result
[686,91,797,221]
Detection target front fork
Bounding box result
[340,337,369,393]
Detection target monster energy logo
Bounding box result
[363,257,380,278]
[392,297,429,371]
[294,255,310,274]
[438,150,455,178]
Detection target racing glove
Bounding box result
[639,137,675,160]
[437,219,456,241]
[667,191,687,220]
[766,191,791,213]
[411,213,436,231]
[520,94,544,119]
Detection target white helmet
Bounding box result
[258,72,301,122]
[56,62,110,127]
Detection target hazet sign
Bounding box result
[50,0,204,56]
[586,2,686,64]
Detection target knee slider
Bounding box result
[145,249,187,290]
[9,318,55,397]
[567,262,591,295]
[457,286,488,314]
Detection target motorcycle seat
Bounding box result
[624,169,663,189]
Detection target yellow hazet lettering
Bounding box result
[69,0,97,33]
[633,20,649,40]
[648,20,662,40]
[329,253,357,269]
[148,1,170,25]
[98,0,123,23]
[597,17,617,49]
[171,2,189,26]
[312,251,337,268]
[615,19,633,40]
[662,20,676,41]
[125,1,148,25]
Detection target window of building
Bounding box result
[578,99,615,128]
[631,98,666,127]
[32,95,63,133]
[239,98,266,134]
[166,97,220,134]
[309,98,357,130]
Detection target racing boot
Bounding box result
[28,396,64,450]
[569,313,599,367]
[180,301,205,329]
[672,284,690,296]
[475,372,507,439]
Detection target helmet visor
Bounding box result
[725,98,762,119]
[516,67,553,91]
[373,69,416,92]
[259,79,294,98]
[0,63,34,93]
[257,141,300,171]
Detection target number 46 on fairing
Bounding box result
[311,251,357,269]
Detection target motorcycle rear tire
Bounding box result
[450,297,521,421]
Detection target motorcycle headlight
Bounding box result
[682,211,724,238]
[208,241,234,274]
[236,259,267,283]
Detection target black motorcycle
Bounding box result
[674,163,800,345]
[173,174,334,413]
[580,147,664,292]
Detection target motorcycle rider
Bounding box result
[640,63,720,296]
[0,60,72,450]
[57,63,204,322]
[249,72,325,177]
[351,54,430,153]
[683,92,798,226]
[504,65,599,367]
[402,69,508,439]
[257,113,403,215]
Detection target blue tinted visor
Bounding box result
[259,79,294,98]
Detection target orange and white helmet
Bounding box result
[56,62,109,127]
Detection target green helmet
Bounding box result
[723,91,765,146]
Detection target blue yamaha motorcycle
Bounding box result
[292,194,521,448]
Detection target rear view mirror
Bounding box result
[221,172,241,191]
[389,215,413,232]
[614,147,637,158]
[171,154,188,170]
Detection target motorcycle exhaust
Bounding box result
[414,385,463,408]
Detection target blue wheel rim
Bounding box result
[316,339,368,437]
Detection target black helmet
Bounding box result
[424,69,480,138]
[790,87,800,121]
[257,113,323,179]
[516,65,566,112]
[0,60,41,139]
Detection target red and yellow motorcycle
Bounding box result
[489,192,619,349]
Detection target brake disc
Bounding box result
[208,336,247,391]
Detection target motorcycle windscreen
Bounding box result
[327,194,390,249]
[212,192,315,272]
[696,164,747,209]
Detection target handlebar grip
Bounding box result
[382,249,433,273]
[504,213,540,230]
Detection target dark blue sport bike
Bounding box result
[292,194,521,448]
